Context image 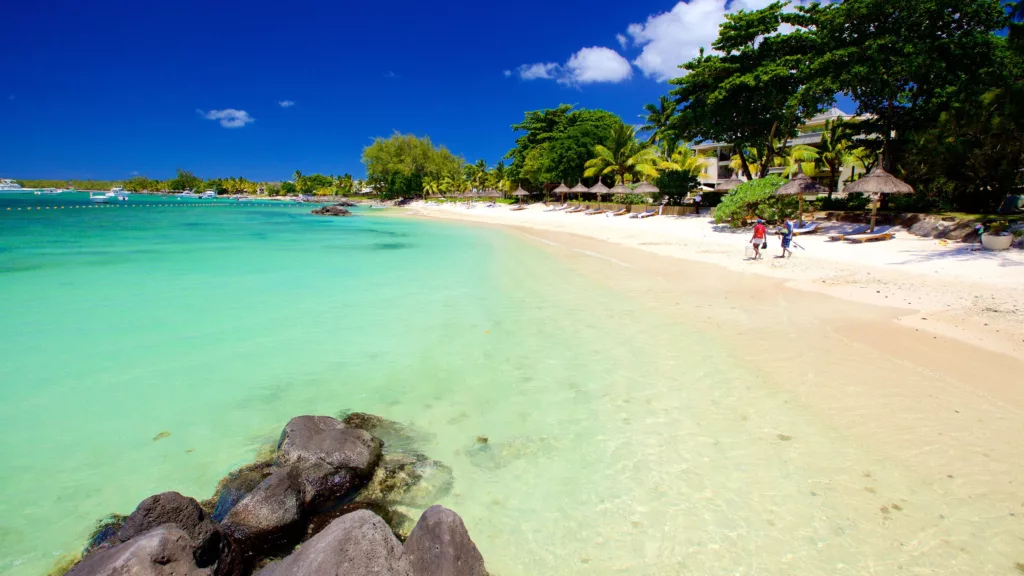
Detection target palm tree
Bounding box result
[422,176,440,197]
[639,95,677,145]
[658,139,704,179]
[729,147,763,178]
[779,144,820,178]
[817,119,857,198]
[584,122,661,185]
[490,161,509,194]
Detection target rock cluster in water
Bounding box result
[65,414,483,576]
[311,203,353,216]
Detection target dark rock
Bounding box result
[311,204,353,216]
[336,199,357,207]
[116,492,240,575]
[277,415,382,477]
[339,411,431,454]
[254,510,412,576]
[83,514,127,555]
[68,526,210,576]
[357,453,454,508]
[222,467,304,559]
[404,506,487,576]
[304,501,415,542]
[208,460,276,522]
[293,460,362,510]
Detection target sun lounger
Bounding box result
[510,204,527,211]
[545,203,568,212]
[845,229,896,243]
[827,225,870,241]
[566,205,586,213]
[583,208,605,215]
[606,208,629,217]
[792,222,820,235]
[629,209,657,219]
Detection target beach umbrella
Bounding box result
[715,176,744,191]
[633,180,660,211]
[512,186,530,205]
[552,182,570,203]
[589,179,610,204]
[569,181,589,202]
[843,165,914,231]
[774,163,827,223]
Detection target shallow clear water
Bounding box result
[0,194,1020,576]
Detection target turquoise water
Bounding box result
[0,193,1020,575]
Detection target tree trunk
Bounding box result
[735,146,754,182]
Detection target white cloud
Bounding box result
[130,171,139,175]
[278,100,295,108]
[503,70,512,78]
[627,0,815,81]
[518,62,559,80]
[197,108,255,128]
[616,33,628,49]
[563,46,632,84]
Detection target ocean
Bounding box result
[0,193,1019,575]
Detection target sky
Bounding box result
[0,0,848,181]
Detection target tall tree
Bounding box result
[815,119,857,197]
[506,105,621,188]
[669,2,829,180]
[639,95,677,145]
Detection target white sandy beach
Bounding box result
[408,201,1024,361]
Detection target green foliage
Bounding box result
[167,169,203,192]
[362,132,464,199]
[505,105,622,189]
[615,193,649,205]
[280,181,297,195]
[16,179,119,190]
[583,122,660,184]
[655,170,700,205]
[713,176,794,227]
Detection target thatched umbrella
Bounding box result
[569,181,589,203]
[843,165,914,231]
[715,176,744,191]
[512,186,530,206]
[634,181,660,211]
[552,182,570,204]
[589,179,610,204]
[774,164,827,223]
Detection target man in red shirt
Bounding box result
[750,219,767,260]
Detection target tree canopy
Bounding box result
[361,132,465,199]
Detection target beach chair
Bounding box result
[827,225,870,241]
[845,228,896,243]
[545,203,568,212]
[629,209,657,219]
[566,205,586,213]
[792,222,820,235]
[583,208,605,215]
[606,208,629,217]
[485,202,496,208]
[510,204,527,211]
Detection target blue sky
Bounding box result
[0,0,843,181]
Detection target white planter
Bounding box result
[981,232,1014,251]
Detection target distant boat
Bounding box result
[201,190,216,199]
[107,187,129,201]
[178,190,199,199]
[0,179,23,191]
[89,191,110,203]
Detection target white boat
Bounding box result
[106,186,129,201]
[178,190,199,198]
[0,179,23,191]
[89,191,110,203]
[201,190,216,199]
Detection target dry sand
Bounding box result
[408,201,1024,361]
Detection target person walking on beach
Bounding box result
[777,218,794,259]
[750,219,767,260]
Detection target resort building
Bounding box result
[694,107,870,193]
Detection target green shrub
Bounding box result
[614,193,649,205]
[713,176,795,227]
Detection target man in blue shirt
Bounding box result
[778,218,794,259]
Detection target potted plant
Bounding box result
[979,220,1014,251]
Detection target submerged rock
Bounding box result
[464,436,553,471]
[404,505,487,576]
[68,526,210,576]
[357,453,454,509]
[277,415,381,477]
[255,511,413,576]
[311,204,353,216]
[114,492,240,575]
[83,514,127,555]
[339,411,432,454]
